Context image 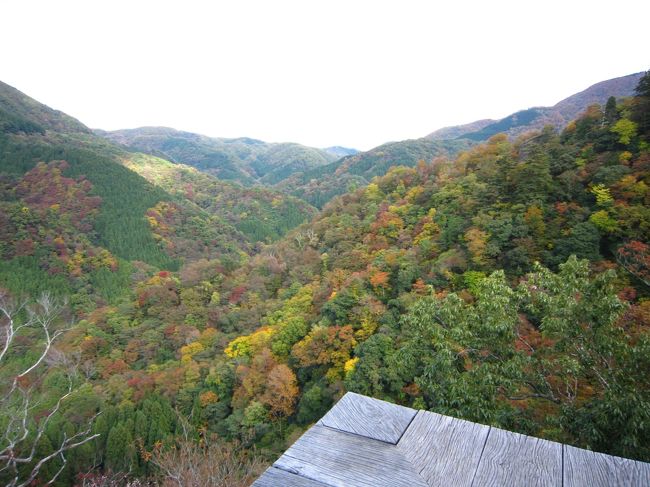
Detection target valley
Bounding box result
[1,69,649,485]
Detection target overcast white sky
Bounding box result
[1,0,648,150]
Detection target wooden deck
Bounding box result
[252,392,650,486]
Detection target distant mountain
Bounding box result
[98,127,338,186]
[0,80,317,300]
[274,72,644,209]
[427,72,644,141]
[323,146,359,158]
[275,137,472,208]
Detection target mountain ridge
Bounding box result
[0,80,90,134]
[97,126,339,186]
[427,71,644,141]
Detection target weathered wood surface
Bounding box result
[251,466,330,486]
[274,424,428,487]
[564,444,650,487]
[250,392,650,487]
[471,426,562,487]
[317,391,416,444]
[397,410,490,487]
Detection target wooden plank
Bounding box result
[471,426,562,487]
[564,444,650,487]
[397,410,490,486]
[274,424,428,487]
[318,392,417,444]
[252,466,330,486]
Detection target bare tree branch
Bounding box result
[0,292,99,487]
[145,414,264,487]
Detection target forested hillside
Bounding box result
[1,71,649,485]
[428,71,643,141]
[99,127,338,186]
[277,74,643,209]
[0,83,317,304]
[276,137,473,207]
[141,80,647,465]
[122,153,317,243]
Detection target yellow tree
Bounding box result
[464,227,489,267]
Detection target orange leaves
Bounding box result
[232,348,299,418]
[261,364,299,417]
[369,270,390,289]
[371,206,404,240]
[100,358,129,379]
[234,348,276,405]
[611,174,649,203]
[199,391,219,407]
[524,205,545,238]
[411,278,429,295]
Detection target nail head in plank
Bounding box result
[274,424,428,487]
[398,410,490,487]
[251,466,331,486]
[471,426,562,487]
[318,392,417,444]
[564,444,650,487]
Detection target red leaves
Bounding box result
[617,240,650,286]
[228,286,247,305]
[15,161,101,231]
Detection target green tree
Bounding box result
[510,149,553,204]
[632,70,650,135]
[604,96,619,125]
[345,334,403,399]
[296,384,332,425]
[397,269,520,425]
[611,118,638,145]
[105,423,135,472]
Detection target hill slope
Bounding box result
[275,137,472,208]
[0,81,315,301]
[61,75,650,482]
[427,72,644,141]
[98,126,338,185]
[0,80,90,134]
[123,153,317,243]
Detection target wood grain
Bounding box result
[471,426,562,487]
[251,466,330,486]
[318,392,416,444]
[398,410,490,486]
[564,444,650,487]
[257,393,650,487]
[274,424,428,487]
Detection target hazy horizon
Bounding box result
[1,0,648,150]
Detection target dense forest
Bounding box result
[1,71,649,485]
[98,127,339,186]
